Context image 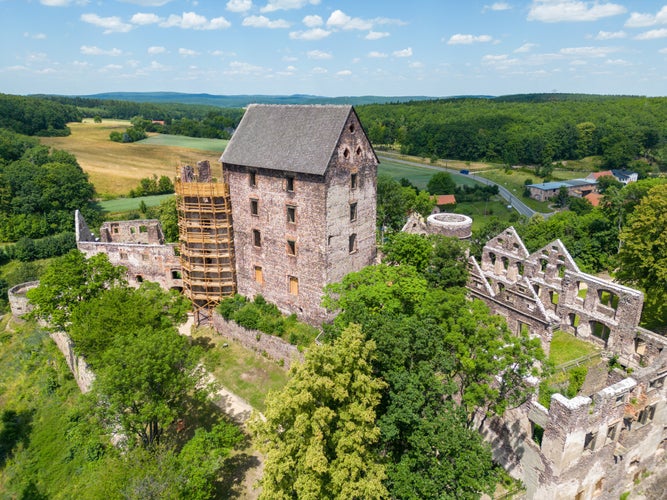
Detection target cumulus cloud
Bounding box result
[24,32,47,39]
[482,54,520,69]
[80,45,123,56]
[179,48,199,56]
[594,30,626,40]
[131,13,161,25]
[447,33,493,44]
[118,0,174,5]
[660,47,667,54]
[289,28,331,40]
[161,12,231,30]
[261,0,320,13]
[368,51,387,58]
[366,31,389,40]
[81,13,133,33]
[528,1,626,23]
[307,49,331,59]
[326,9,372,30]
[560,46,618,57]
[41,0,89,6]
[625,7,667,28]
[483,2,511,12]
[393,47,413,57]
[514,43,538,52]
[635,28,667,40]
[147,46,166,54]
[224,61,268,75]
[303,15,323,27]
[242,15,290,28]
[226,0,252,13]
[336,69,352,76]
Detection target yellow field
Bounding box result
[40,120,225,197]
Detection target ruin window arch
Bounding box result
[343,148,350,159]
[540,259,548,272]
[349,123,355,133]
[517,262,524,275]
[356,146,362,156]
[577,282,588,300]
[558,265,566,278]
[501,256,509,271]
[591,321,611,344]
[489,252,497,265]
[598,289,620,310]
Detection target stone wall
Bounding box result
[211,312,303,370]
[8,281,39,317]
[50,331,95,393]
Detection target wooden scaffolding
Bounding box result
[175,174,236,323]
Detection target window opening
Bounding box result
[287,205,296,223]
[253,229,261,247]
[250,199,259,216]
[287,239,296,256]
[249,171,257,187]
[350,202,358,222]
[343,148,350,159]
[254,266,263,284]
[171,270,182,279]
[289,276,299,296]
[351,173,358,189]
[286,176,295,192]
[349,233,357,254]
[139,225,147,233]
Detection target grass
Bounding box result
[192,327,289,412]
[378,158,479,190]
[475,169,552,212]
[549,330,599,367]
[97,193,174,214]
[140,134,229,152]
[40,120,224,197]
[453,200,521,231]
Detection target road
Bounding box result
[377,153,553,219]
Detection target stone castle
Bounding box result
[70,104,666,499]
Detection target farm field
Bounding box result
[40,120,224,197]
[379,158,479,190]
[140,134,228,152]
[97,193,174,214]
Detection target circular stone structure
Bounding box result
[426,213,473,239]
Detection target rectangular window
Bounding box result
[286,205,296,223]
[351,173,358,189]
[250,199,259,216]
[289,276,299,296]
[254,266,263,284]
[606,422,618,442]
[139,225,148,233]
[350,202,358,222]
[287,239,296,256]
[253,229,261,247]
[349,233,357,254]
[584,431,597,451]
[286,176,295,192]
[120,252,128,260]
[249,171,257,187]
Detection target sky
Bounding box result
[2,0,667,97]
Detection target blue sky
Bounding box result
[2,0,667,97]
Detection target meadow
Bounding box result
[40,120,225,197]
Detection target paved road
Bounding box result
[377,153,553,219]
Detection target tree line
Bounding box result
[356,94,667,174]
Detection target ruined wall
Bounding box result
[8,281,39,317]
[76,211,182,290]
[211,312,304,369]
[426,213,473,239]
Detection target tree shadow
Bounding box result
[190,335,215,352]
[0,408,34,468]
[216,451,262,499]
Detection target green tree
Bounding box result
[382,232,433,273]
[26,250,126,329]
[252,324,388,500]
[426,172,456,195]
[554,186,570,208]
[616,184,667,328]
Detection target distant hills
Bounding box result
[74,92,492,108]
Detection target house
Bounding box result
[611,169,638,184]
[585,170,615,182]
[220,104,378,325]
[433,194,456,212]
[527,179,598,202]
[584,192,603,207]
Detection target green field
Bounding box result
[379,158,480,190]
[549,330,599,366]
[97,193,174,213]
[139,134,229,152]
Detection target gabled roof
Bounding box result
[586,170,614,180]
[584,192,603,207]
[435,194,456,205]
[220,104,359,176]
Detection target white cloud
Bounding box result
[366,31,389,40]
[131,13,162,25]
[147,46,166,54]
[635,28,667,40]
[311,66,327,74]
[393,47,413,57]
[514,42,538,52]
[242,15,290,28]
[482,54,520,69]
[368,51,387,58]
[660,47,667,54]
[409,61,423,68]
[261,0,320,13]
[625,7,667,28]
[161,12,231,30]
[560,46,618,57]
[336,69,352,76]
[483,2,511,12]
[101,64,123,71]
[289,28,331,40]
[226,0,252,13]
[179,48,199,56]
[326,10,372,30]
[41,0,89,6]
[303,15,322,27]
[528,1,627,23]
[282,55,298,62]
[605,58,631,66]
[447,34,493,44]
[80,45,123,56]
[147,60,168,70]
[594,30,626,40]
[224,61,268,75]
[307,49,331,59]
[81,13,133,33]
[24,32,47,40]
[119,0,174,5]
